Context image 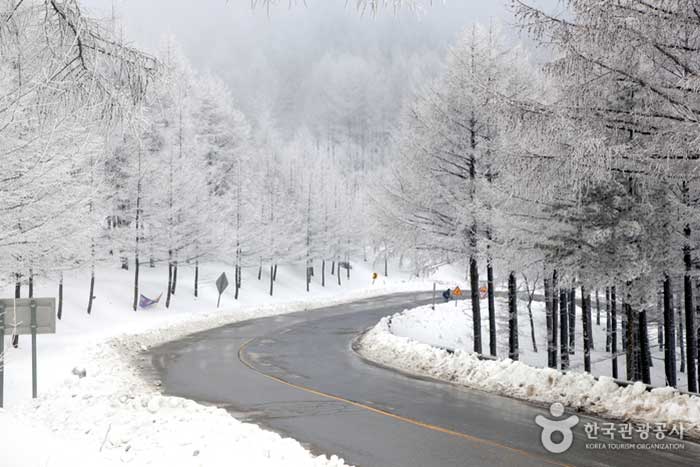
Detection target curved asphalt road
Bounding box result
[146,292,700,467]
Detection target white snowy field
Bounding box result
[357,296,700,437]
[0,259,457,467]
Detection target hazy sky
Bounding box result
[79,0,560,133]
[81,1,553,51]
[80,0,562,67]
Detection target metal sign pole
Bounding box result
[0,297,56,405]
[0,304,4,408]
[30,300,37,399]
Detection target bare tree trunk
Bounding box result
[588,290,595,351]
[273,264,278,282]
[606,287,612,353]
[12,274,20,348]
[171,261,178,295]
[322,260,326,287]
[697,310,700,391]
[235,265,239,300]
[331,261,335,276]
[684,236,698,392]
[639,309,651,384]
[591,289,598,350]
[470,256,481,354]
[194,261,199,298]
[133,256,140,312]
[258,257,262,281]
[88,225,96,315]
[235,165,243,299]
[166,252,173,309]
[508,272,519,361]
[269,264,274,296]
[337,257,342,286]
[625,300,637,381]
[467,102,481,355]
[569,288,576,355]
[560,288,569,370]
[636,308,646,378]
[657,288,664,351]
[545,276,554,368]
[487,259,496,357]
[306,262,311,293]
[234,260,241,301]
[622,301,636,381]
[611,286,618,379]
[87,266,95,315]
[57,273,64,320]
[582,287,591,373]
[679,292,686,374]
[552,271,558,367]
[663,276,676,387]
[621,297,628,351]
[133,182,141,312]
[306,186,312,293]
[527,295,537,353]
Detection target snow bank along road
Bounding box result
[146,292,700,467]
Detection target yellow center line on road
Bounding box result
[238,337,576,467]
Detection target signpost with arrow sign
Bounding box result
[216,273,229,308]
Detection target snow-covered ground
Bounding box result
[357,296,700,437]
[384,296,685,389]
[0,260,454,466]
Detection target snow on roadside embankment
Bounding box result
[0,306,350,467]
[1,336,346,467]
[357,307,700,439]
[0,261,453,467]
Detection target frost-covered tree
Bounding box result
[141,41,211,308]
[378,23,536,355]
[193,72,254,299]
[510,0,700,388]
[0,0,155,332]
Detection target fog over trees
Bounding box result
[2,0,697,394]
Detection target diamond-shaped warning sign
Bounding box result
[216,273,229,295]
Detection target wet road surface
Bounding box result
[147,292,700,467]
